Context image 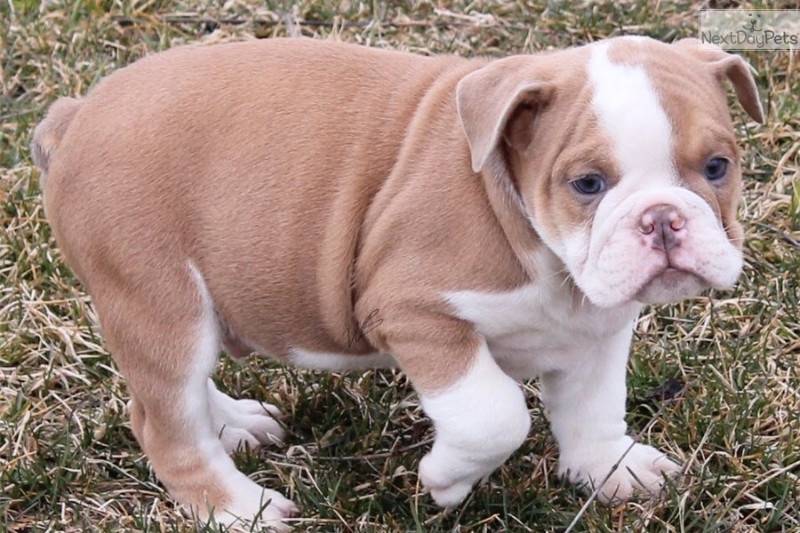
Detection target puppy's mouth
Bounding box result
[634,266,706,304]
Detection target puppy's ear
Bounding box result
[673,38,764,124]
[456,58,554,173]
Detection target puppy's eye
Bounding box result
[704,157,729,181]
[571,173,607,196]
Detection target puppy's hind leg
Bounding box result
[96,261,297,529]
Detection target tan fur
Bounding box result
[32,37,761,523]
[30,97,81,185]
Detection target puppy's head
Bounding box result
[458,36,763,308]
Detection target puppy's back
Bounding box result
[35,38,468,355]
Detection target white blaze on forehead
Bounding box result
[588,42,676,183]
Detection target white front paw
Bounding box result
[416,343,531,508]
[418,448,491,507]
[560,438,681,503]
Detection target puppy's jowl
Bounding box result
[33,36,762,528]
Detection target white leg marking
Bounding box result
[541,325,680,503]
[419,342,530,507]
[186,262,298,527]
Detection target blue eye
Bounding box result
[704,157,728,181]
[571,174,607,195]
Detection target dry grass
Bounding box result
[1,0,798,532]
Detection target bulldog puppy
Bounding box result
[32,36,762,529]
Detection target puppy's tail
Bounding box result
[31,97,82,188]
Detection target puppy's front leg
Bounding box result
[541,327,680,503]
[398,334,530,507]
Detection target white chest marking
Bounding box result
[445,281,641,380]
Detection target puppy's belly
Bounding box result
[287,348,398,372]
[220,325,396,371]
